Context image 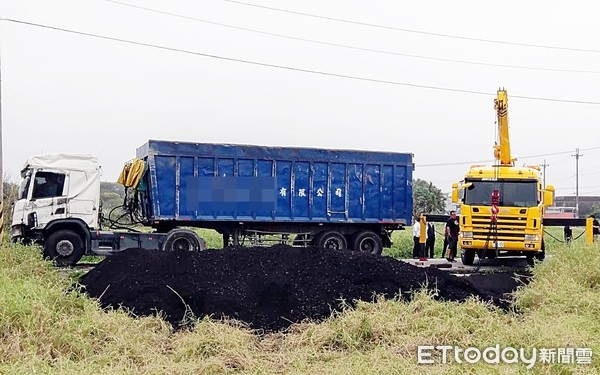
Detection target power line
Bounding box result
[552,174,577,183]
[104,0,600,75]
[223,0,600,54]
[578,169,600,176]
[418,145,600,167]
[555,185,600,190]
[3,18,600,106]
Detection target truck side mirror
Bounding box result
[451,183,459,203]
[543,184,555,207]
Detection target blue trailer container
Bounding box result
[136,140,413,254]
[11,139,413,266]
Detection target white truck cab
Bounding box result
[12,153,101,235]
[11,154,102,264]
[11,153,205,266]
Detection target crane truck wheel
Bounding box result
[461,249,475,265]
[526,253,535,266]
[351,231,383,255]
[44,229,85,267]
[314,231,347,251]
[163,229,206,252]
[535,240,546,261]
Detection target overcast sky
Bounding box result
[1,0,599,196]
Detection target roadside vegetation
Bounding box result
[1,235,598,373]
[2,178,596,372]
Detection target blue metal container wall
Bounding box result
[137,140,413,225]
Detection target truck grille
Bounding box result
[471,213,527,241]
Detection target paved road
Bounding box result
[400,256,534,295]
[400,256,531,274]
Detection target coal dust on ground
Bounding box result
[79,246,515,331]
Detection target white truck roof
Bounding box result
[23,153,100,172]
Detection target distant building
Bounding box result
[543,206,576,219]
[553,196,600,217]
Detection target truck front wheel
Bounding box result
[461,249,475,265]
[44,230,85,267]
[535,240,546,261]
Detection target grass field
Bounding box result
[1,231,598,373]
[195,224,575,260]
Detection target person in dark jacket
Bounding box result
[425,222,436,258]
[445,211,460,262]
[564,225,573,244]
[591,215,600,241]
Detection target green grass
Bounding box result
[1,237,598,373]
[384,225,583,259]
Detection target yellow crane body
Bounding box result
[452,89,555,265]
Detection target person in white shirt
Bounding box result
[412,216,428,258]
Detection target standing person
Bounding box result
[564,225,573,244]
[445,211,460,262]
[591,215,600,242]
[426,222,436,258]
[412,217,421,259]
[413,217,427,259]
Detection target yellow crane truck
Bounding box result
[451,89,555,265]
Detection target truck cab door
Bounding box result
[27,169,68,228]
[11,171,32,228]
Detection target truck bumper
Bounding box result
[460,239,542,252]
[10,224,43,244]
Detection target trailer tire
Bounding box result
[351,231,383,255]
[461,249,475,265]
[44,230,85,267]
[314,231,347,251]
[163,229,205,252]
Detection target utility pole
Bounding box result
[572,148,582,218]
[541,159,549,189]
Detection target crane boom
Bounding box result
[493,89,513,165]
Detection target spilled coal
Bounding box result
[79,246,515,331]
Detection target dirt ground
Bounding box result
[79,246,527,331]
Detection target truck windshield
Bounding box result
[463,180,538,207]
[19,174,31,200]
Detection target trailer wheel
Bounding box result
[163,229,206,252]
[44,229,85,267]
[351,231,383,255]
[461,249,475,265]
[315,231,347,251]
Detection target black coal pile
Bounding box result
[79,246,511,331]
